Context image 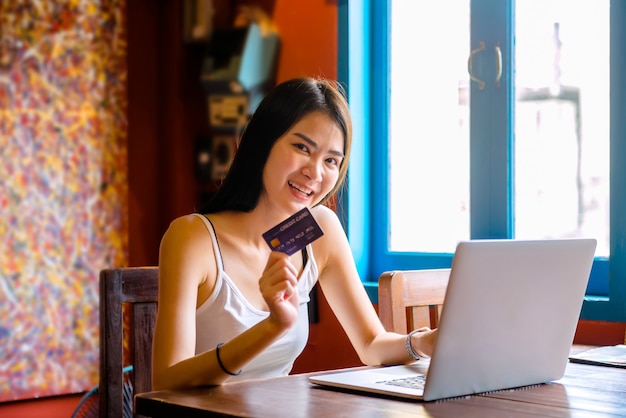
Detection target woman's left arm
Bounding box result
[312,206,435,365]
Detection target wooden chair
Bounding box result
[378,269,450,333]
[99,267,159,418]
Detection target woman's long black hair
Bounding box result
[198,77,352,214]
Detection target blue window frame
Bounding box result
[338,0,626,321]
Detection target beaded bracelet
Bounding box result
[216,343,242,376]
[405,329,422,360]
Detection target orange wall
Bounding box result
[273,0,337,82]
[575,320,626,345]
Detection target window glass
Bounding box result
[389,0,471,253]
[389,0,609,257]
[514,0,610,256]
[355,0,625,318]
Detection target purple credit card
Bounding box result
[262,207,324,256]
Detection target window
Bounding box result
[338,0,626,321]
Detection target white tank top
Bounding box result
[193,213,319,381]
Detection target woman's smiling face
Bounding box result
[260,111,345,215]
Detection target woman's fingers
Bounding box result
[260,252,300,327]
[261,252,298,293]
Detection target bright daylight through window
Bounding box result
[388,0,610,257]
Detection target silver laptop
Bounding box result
[310,238,597,401]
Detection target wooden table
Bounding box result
[135,359,626,417]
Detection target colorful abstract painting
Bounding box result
[0,0,128,402]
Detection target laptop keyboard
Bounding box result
[378,375,426,390]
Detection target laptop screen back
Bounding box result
[422,238,596,400]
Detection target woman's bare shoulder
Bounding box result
[169,212,205,227]
[310,205,345,235]
[159,213,216,290]
[310,204,340,223]
[165,213,207,234]
[310,205,351,264]
[161,213,212,254]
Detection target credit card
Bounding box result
[262,207,324,256]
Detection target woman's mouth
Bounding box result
[288,181,313,197]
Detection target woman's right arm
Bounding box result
[151,216,300,390]
[151,215,223,389]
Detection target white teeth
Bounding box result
[289,181,312,196]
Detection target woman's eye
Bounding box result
[294,143,309,152]
[326,157,339,166]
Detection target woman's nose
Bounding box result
[302,160,322,180]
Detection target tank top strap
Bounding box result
[192,213,225,274]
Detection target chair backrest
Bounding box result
[378,269,450,333]
[99,267,159,418]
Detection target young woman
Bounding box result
[152,77,437,390]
